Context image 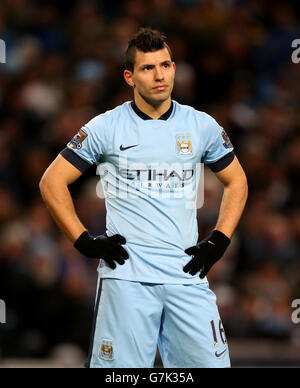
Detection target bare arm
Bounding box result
[214,155,248,238]
[39,154,87,243]
[184,155,248,278]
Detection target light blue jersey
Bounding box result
[63,100,234,284]
[62,100,234,368]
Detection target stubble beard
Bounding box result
[136,86,172,109]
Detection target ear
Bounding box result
[124,70,135,87]
[172,62,176,72]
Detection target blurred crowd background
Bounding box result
[0,0,299,365]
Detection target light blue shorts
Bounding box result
[86,278,230,368]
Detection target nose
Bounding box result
[154,66,164,81]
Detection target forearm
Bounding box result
[215,178,248,239]
[39,176,86,243]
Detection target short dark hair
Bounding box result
[125,27,173,72]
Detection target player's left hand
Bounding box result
[183,230,231,279]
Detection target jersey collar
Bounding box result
[131,100,173,121]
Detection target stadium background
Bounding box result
[0,0,299,368]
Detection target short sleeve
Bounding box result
[63,114,107,166]
[201,114,234,165]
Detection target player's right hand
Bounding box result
[74,231,129,269]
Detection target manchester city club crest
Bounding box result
[176,135,193,156]
[100,339,114,361]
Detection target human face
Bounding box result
[124,48,176,106]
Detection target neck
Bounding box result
[134,92,171,120]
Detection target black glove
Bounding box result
[74,231,129,269]
[183,230,230,279]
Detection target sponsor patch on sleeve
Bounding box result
[68,128,88,150]
[221,130,233,149]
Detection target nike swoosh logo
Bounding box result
[120,144,138,151]
[215,349,227,358]
[208,241,216,246]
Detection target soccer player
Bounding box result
[40,28,248,368]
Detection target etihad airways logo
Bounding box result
[95,157,205,210]
[119,168,194,183]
